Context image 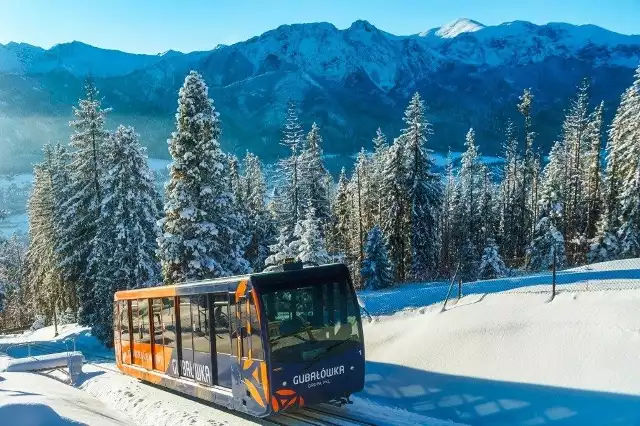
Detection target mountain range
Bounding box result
[1,18,639,174]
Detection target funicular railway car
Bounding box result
[113,263,365,417]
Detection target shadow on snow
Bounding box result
[358,361,640,425]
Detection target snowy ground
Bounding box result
[0,372,131,425]
[361,289,640,424]
[1,259,639,425]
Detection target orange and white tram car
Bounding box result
[113,263,365,417]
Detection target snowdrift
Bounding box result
[0,372,130,426]
[360,287,640,424]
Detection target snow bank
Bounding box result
[0,372,130,425]
[78,363,261,426]
[360,289,640,425]
[359,258,640,315]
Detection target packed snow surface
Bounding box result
[0,372,131,425]
[78,364,262,426]
[361,288,640,423]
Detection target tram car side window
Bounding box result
[191,295,210,354]
[212,294,232,354]
[119,301,130,342]
[248,295,263,360]
[162,297,176,348]
[113,302,120,345]
[130,300,139,341]
[179,296,193,351]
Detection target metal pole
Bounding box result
[552,244,557,298]
[441,264,460,313]
[53,305,59,337]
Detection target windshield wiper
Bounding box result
[270,330,310,344]
[302,339,351,372]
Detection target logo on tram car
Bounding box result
[292,365,345,387]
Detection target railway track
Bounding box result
[6,342,377,426]
[267,405,376,426]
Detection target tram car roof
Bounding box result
[114,263,350,300]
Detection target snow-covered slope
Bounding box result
[2,259,640,425]
[362,288,640,425]
[0,41,169,77]
[0,372,131,425]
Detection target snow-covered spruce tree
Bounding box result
[526,216,567,271]
[299,122,331,226]
[264,228,295,268]
[158,71,249,283]
[273,101,305,235]
[439,152,457,275]
[459,239,477,281]
[456,128,484,261]
[218,154,252,276]
[46,144,76,312]
[87,125,161,346]
[59,307,76,325]
[370,128,388,225]
[478,238,507,279]
[380,141,410,282]
[561,79,591,246]
[228,155,242,205]
[291,208,330,265]
[584,102,604,241]
[478,165,498,250]
[617,161,640,258]
[538,139,567,228]
[517,89,537,257]
[400,93,441,279]
[357,148,377,234]
[348,150,373,268]
[328,168,350,260]
[360,226,393,290]
[0,235,26,327]
[24,165,59,325]
[240,151,275,271]
[606,65,640,234]
[58,76,110,325]
[498,120,525,261]
[588,212,620,263]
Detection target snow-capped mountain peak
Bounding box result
[420,18,486,38]
[436,18,485,38]
[159,49,184,58]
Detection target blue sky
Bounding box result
[0,0,638,54]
